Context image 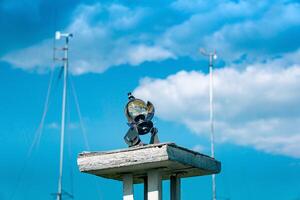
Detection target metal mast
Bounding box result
[54,31,73,200]
[200,48,217,200]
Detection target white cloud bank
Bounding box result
[162,0,300,61]
[133,51,300,158]
[1,3,174,74]
[2,0,300,74]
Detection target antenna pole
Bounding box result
[200,49,217,200]
[54,32,72,200]
[209,53,216,200]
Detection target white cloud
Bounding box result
[202,2,300,60]
[74,1,300,66]
[2,39,53,73]
[133,51,300,158]
[127,45,175,65]
[2,1,299,74]
[106,4,146,30]
[1,3,174,74]
[161,0,300,62]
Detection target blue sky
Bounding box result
[1,0,300,199]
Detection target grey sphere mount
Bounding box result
[124,92,160,147]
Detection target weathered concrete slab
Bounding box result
[77,143,221,183]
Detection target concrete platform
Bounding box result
[77,142,221,184]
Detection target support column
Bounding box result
[147,170,162,200]
[170,175,181,200]
[123,174,134,200]
[144,177,148,200]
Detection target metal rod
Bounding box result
[209,55,216,200]
[200,49,217,200]
[57,37,69,200]
[209,54,215,158]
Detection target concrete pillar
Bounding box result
[144,177,148,200]
[170,175,181,200]
[123,174,134,200]
[147,170,162,200]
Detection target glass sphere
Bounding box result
[127,99,148,120]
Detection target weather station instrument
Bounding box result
[124,92,159,147]
[77,94,221,200]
